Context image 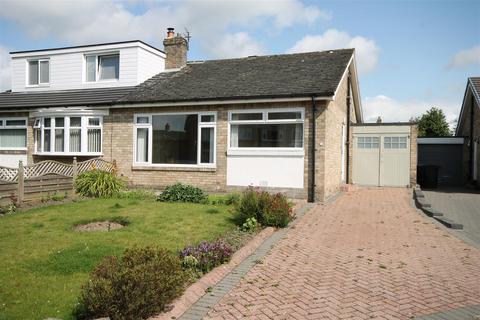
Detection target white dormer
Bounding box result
[9,41,165,92]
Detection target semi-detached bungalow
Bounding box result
[0,29,416,202]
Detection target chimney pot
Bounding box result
[167,27,175,39]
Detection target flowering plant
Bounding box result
[179,240,233,273]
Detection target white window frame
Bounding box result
[84,52,120,83]
[33,115,103,156]
[227,108,305,156]
[0,117,28,151]
[383,136,408,149]
[26,58,50,87]
[133,112,217,168]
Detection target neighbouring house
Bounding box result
[455,77,480,186]
[0,28,416,202]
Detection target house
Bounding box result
[455,77,480,186]
[0,28,416,202]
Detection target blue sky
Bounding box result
[0,0,478,125]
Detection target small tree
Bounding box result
[415,107,451,137]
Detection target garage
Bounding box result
[351,124,416,187]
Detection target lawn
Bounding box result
[0,197,236,320]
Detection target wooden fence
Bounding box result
[0,158,115,205]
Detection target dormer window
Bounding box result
[85,53,119,82]
[28,59,49,86]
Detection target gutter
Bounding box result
[308,95,317,203]
[470,94,475,181]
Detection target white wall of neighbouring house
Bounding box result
[0,154,27,168]
[10,42,165,92]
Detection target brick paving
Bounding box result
[205,188,480,319]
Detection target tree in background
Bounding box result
[415,107,451,137]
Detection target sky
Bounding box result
[0,0,479,126]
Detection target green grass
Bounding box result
[0,198,235,320]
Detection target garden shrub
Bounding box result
[234,187,294,228]
[157,183,207,203]
[74,246,186,320]
[75,170,125,198]
[179,240,233,273]
[241,217,260,233]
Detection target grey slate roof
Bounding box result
[0,87,135,109]
[469,77,480,102]
[119,49,354,104]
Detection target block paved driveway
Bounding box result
[205,188,480,319]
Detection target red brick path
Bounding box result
[206,188,480,319]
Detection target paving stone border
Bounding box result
[178,202,315,320]
[414,303,480,320]
[414,187,463,229]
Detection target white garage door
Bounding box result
[353,134,410,187]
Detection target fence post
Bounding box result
[72,157,78,198]
[17,160,24,205]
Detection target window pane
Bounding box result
[44,129,51,151]
[86,56,96,81]
[55,117,64,127]
[88,118,100,126]
[99,55,119,80]
[40,61,49,83]
[231,113,262,121]
[34,119,40,127]
[231,123,303,148]
[55,129,64,152]
[152,114,198,164]
[5,119,26,126]
[35,129,41,151]
[70,117,81,127]
[268,112,302,120]
[69,128,81,152]
[0,129,26,148]
[28,61,39,85]
[87,129,101,152]
[136,128,149,162]
[200,115,215,123]
[136,116,149,124]
[44,118,51,128]
[200,127,214,163]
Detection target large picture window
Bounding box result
[229,109,304,149]
[34,116,103,155]
[134,113,216,166]
[0,118,27,150]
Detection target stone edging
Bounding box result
[413,187,463,230]
[413,303,480,319]
[151,201,314,320]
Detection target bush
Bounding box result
[179,240,233,273]
[241,217,260,233]
[75,170,125,198]
[234,187,294,228]
[157,183,207,203]
[74,246,186,320]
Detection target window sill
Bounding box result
[26,84,50,88]
[132,165,216,172]
[33,152,103,157]
[227,149,304,157]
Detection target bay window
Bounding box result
[229,109,304,149]
[0,118,27,150]
[134,113,216,166]
[34,116,103,155]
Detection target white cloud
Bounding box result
[286,29,380,73]
[363,95,459,129]
[0,46,11,92]
[207,32,265,59]
[448,45,480,69]
[0,0,329,46]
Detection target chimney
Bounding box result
[163,27,188,69]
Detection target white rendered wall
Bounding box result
[0,154,27,168]
[226,155,304,189]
